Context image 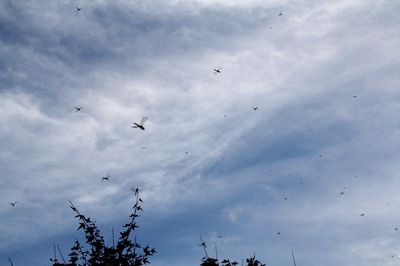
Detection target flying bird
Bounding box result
[253,107,258,111]
[75,106,82,112]
[213,67,222,74]
[132,117,148,130]
[339,191,345,195]
[9,201,17,207]
[360,213,365,216]
[76,6,82,11]
[278,11,283,16]
[101,173,110,182]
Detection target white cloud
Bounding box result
[1,0,399,265]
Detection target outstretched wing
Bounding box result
[140,116,149,126]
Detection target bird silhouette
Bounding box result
[253,107,258,111]
[75,106,82,112]
[101,173,110,182]
[213,67,222,74]
[340,191,345,195]
[278,11,283,16]
[132,117,148,130]
[360,213,365,216]
[9,201,17,207]
[76,6,82,11]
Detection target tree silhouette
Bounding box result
[199,237,266,266]
[51,188,156,266]
[199,251,266,266]
[50,188,266,266]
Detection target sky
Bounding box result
[0,0,400,265]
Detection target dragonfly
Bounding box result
[213,67,222,74]
[132,117,149,130]
[101,173,110,182]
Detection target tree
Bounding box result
[50,188,266,266]
[199,248,266,266]
[51,188,156,266]
[199,235,266,266]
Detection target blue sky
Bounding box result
[1,0,400,265]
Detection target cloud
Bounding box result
[1,0,400,265]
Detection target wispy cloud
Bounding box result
[1,0,399,265]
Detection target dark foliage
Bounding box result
[50,188,266,266]
[199,237,266,266]
[199,253,265,266]
[51,188,156,266]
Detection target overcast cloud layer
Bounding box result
[1,0,400,265]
